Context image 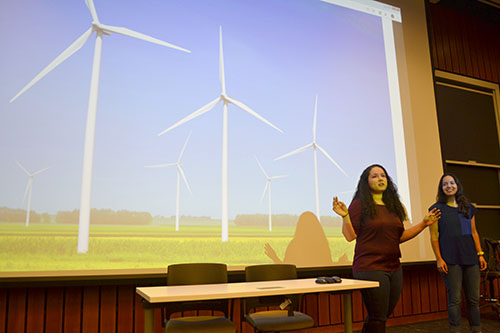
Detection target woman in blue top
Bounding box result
[430,173,487,333]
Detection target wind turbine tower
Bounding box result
[16,161,50,227]
[9,0,190,253]
[145,133,192,231]
[255,157,287,231]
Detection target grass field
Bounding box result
[0,223,354,272]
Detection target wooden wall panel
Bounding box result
[328,294,342,325]
[45,288,64,333]
[0,289,7,333]
[64,287,83,333]
[428,269,439,313]
[401,272,413,316]
[410,271,422,315]
[133,293,144,333]
[26,288,45,333]
[100,286,117,333]
[82,286,99,333]
[428,2,500,84]
[419,270,430,313]
[6,288,26,333]
[317,293,330,326]
[117,286,134,333]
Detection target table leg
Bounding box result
[343,293,352,333]
[144,307,154,333]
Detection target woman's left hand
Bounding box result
[423,208,441,226]
[479,255,488,271]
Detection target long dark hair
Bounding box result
[353,164,407,222]
[437,173,471,218]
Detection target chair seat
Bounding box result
[165,315,235,333]
[245,310,314,332]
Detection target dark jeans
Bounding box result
[354,269,403,333]
[440,264,481,332]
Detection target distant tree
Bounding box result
[0,207,41,223]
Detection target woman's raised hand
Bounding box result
[332,196,348,217]
[424,208,441,226]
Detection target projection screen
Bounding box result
[0,0,441,276]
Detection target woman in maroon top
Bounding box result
[332,164,440,333]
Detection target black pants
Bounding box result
[353,269,403,333]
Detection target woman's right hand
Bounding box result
[332,196,348,217]
[437,258,448,274]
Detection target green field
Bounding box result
[0,224,354,272]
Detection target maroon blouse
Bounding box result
[348,199,404,273]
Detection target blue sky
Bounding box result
[0,0,397,219]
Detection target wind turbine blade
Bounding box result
[270,175,288,180]
[260,182,269,203]
[225,96,283,133]
[145,163,176,168]
[10,27,94,103]
[316,144,348,176]
[32,166,51,176]
[158,97,220,136]
[313,95,318,141]
[178,132,192,162]
[178,166,192,195]
[99,24,190,53]
[85,0,99,23]
[275,143,313,161]
[219,26,226,95]
[254,156,268,178]
[16,161,30,176]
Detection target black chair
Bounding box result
[242,264,315,332]
[163,263,236,333]
[480,238,500,320]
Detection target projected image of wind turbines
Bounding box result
[255,156,287,232]
[9,0,190,253]
[16,161,50,227]
[275,95,347,221]
[158,26,283,242]
[145,133,192,232]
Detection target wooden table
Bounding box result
[137,277,379,333]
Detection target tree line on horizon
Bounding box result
[1,207,342,227]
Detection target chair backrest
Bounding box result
[167,263,228,285]
[483,238,500,274]
[244,264,300,314]
[245,264,297,282]
[165,263,230,319]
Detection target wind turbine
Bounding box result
[16,161,50,227]
[158,26,282,242]
[145,133,192,231]
[255,157,287,232]
[275,95,347,221]
[9,0,190,253]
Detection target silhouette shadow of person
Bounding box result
[265,211,334,267]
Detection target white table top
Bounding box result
[137,278,379,303]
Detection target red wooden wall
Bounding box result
[427,1,500,84]
[6,266,489,333]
